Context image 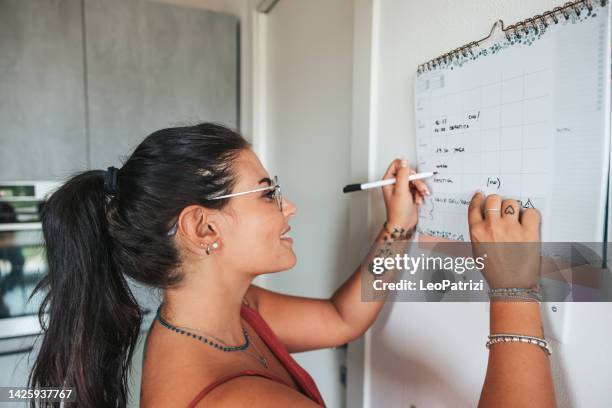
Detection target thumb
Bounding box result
[394,159,411,195]
[382,158,401,200]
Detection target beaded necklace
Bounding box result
[155,304,269,368]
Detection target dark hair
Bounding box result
[28,122,250,407]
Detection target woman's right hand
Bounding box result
[467,192,541,289]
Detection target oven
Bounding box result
[0,181,59,355]
[0,180,158,356]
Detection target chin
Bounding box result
[274,253,298,273]
[287,253,297,268]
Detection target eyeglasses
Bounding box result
[166,175,282,236]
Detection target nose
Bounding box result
[283,197,297,217]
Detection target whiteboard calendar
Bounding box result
[415,2,611,242]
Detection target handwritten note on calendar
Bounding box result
[415,3,611,242]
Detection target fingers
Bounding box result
[413,182,425,205]
[411,176,430,198]
[521,207,541,232]
[501,199,519,222]
[381,159,402,201]
[483,194,502,221]
[469,193,541,243]
[382,158,401,179]
[468,191,484,225]
[405,167,430,206]
[394,160,411,195]
[381,158,431,207]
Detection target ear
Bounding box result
[176,205,221,248]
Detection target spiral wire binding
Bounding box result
[417,0,603,74]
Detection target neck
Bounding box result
[161,261,253,345]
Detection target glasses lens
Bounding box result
[276,186,283,212]
[273,176,282,212]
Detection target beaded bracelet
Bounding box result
[487,333,552,356]
[488,287,542,302]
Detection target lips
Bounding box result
[280,226,291,239]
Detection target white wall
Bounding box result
[365,0,612,407]
[255,1,355,407]
[345,1,376,406]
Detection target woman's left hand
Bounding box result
[382,158,429,230]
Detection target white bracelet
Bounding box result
[488,287,542,302]
[486,333,552,356]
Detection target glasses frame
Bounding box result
[166,175,282,236]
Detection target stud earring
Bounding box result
[206,241,219,255]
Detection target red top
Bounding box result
[186,303,326,407]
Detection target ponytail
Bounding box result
[29,170,141,407]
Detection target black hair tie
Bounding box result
[104,166,119,195]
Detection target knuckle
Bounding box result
[485,220,505,235]
[470,224,484,236]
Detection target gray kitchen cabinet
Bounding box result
[0,0,239,178]
[84,0,239,170]
[0,0,87,181]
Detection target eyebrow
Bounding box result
[258,177,273,186]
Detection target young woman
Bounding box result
[29,123,555,407]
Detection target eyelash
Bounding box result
[263,189,276,199]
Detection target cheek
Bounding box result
[225,220,296,273]
[228,214,278,252]
[223,208,294,269]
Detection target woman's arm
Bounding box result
[328,221,413,339]
[469,192,556,407]
[479,301,555,407]
[248,158,428,352]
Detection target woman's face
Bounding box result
[218,149,297,275]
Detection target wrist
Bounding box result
[382,221,415,240]
[490,301,544,338]
[385,218,416,232]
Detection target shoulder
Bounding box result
[140,324,235,406]
[191,375,321,408]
